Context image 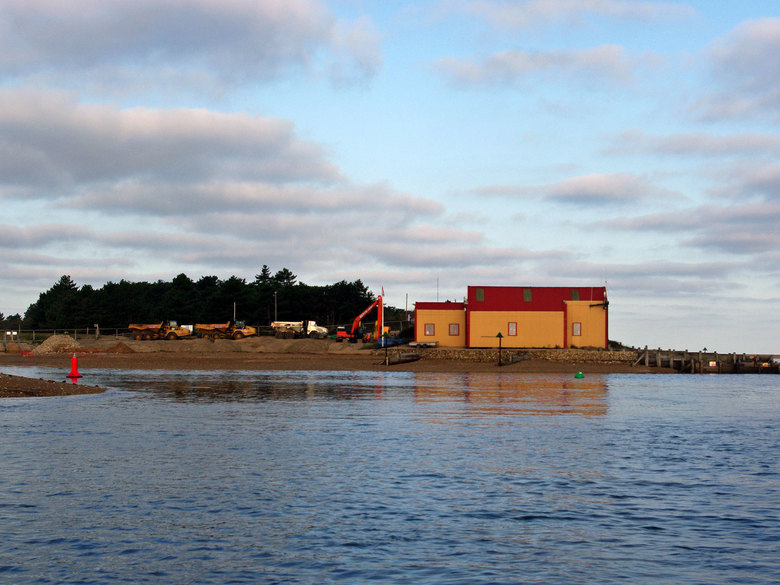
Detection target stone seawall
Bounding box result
[416,348,636,364]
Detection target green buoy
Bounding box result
[574,371,584,379]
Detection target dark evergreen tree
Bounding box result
[22,270,382,331]
[163,274,198,323]
[254,265,272,285]
[273,268,297,287]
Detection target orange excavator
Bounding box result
[336,296,383,343]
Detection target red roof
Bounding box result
[467,286,606,311]
[415,301,466,311]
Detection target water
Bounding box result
[0,367,778,584]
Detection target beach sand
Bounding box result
[0,336,663,397]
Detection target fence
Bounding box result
[2,328,128,346]
[3,318,413,348]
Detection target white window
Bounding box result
[424,323,435,336]
[449,323,459,336]
[572,322,582,336]
[508,322,517,336]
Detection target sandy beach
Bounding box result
[0,335,662,397]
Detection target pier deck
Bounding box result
[633,347,779,374]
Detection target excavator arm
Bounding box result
[350,296,383,335]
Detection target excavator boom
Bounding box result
[351,296,383,335]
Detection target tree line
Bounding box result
[18,267,405,331]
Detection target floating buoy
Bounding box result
[66,354,82,379]
[574,371,584,379]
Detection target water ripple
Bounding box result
[0,369,778,584]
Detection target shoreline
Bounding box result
[0,337,667,397]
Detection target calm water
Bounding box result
[0,367,778,585]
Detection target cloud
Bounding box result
[697,17,780,120]
[597,201,780,255]
[435,45,635,86]
[545,173,675,205]
[66,181,442,220]
[0,89,340,198]
[448,0,695,29]
[368,243,568,269]
[0,223,94,248]
[0,0,381,90]
[707,162,780,201]
[606,129,780,157]
[471,173,674,206]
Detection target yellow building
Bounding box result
[413,301,466,347]
[415,286,608,349]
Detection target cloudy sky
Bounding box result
[1,0,778,352]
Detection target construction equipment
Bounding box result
[271,320,329,339]
[128,321,192,340]
[337,296,383,343]
[194,321,257,340]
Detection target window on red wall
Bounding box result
[424,323,435,336]
[449,323,459,336]
[507,322,517,336]
[572,322,582,336]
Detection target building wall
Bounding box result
[565,301,608,348]
[468,311,564,348]
[414,303,466,347]
[414,287,608,349]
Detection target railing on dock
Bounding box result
[633,346,779,374]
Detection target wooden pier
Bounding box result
[634,347,779,374]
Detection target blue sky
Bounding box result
[1,0,778,352]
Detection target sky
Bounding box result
[1,0,779,353]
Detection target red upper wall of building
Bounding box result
[467,286,606,311]
[415,302,466,311]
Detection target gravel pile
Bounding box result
[34,335,82,355]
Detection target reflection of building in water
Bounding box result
[414,374,609,417]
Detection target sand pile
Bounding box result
[34,335,82,354]
[106,342,135,353]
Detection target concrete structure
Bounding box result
[414,286,608,349]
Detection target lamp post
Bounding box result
[273,291,277,322]
[496,332,503,366]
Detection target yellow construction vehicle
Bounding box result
[194,321,257,340]
[128,321,192,340]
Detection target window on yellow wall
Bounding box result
[424,323,435,336]
[449,323,459,336]
[572,322,581,336]
[507,322,517,336]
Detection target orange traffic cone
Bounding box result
[67,354,82,379]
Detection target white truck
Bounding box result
[271,320,329,339]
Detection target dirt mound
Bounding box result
[106,342,135,353]
[249,337,365,354]
[34,335,81,355]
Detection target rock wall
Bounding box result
[416,347,636,364]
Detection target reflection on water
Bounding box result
[64,368,609,417]
[0,367,778,585]
[413,373,608,416]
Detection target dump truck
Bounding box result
[194,321,257,340]
[128,321,192,340]
[271,320,329,339]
